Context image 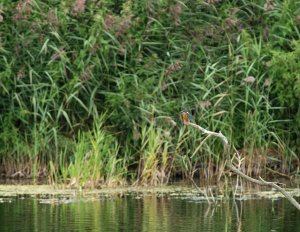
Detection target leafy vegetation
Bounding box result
[0,0,299,187]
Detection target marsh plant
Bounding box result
[0,0,299,187]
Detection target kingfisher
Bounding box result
[180,110,193,124]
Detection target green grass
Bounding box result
[0,0,299,187]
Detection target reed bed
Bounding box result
[0,0,299,187]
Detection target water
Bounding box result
[0,196,299,232]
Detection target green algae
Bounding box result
[0,184,299,205]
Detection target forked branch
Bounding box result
[187,122,300,211]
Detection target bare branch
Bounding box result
[186,122,300,211]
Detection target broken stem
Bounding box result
[187,122,300,211]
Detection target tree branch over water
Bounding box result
[186,122,300,211]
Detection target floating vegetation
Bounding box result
[0,184,299,205]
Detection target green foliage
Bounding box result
[0,0,299,186]
[270,41,300,110]
[64,120,126,187]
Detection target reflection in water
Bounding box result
[0,195,299,232]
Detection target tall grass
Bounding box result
[0,0,299,187]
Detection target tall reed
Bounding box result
[0,0,299,186]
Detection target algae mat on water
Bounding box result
[0,185,198,197]
[0,185,299,202]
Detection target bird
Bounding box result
[180,110,193,124]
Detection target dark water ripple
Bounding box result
[0,196,299,232]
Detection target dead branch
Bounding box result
[187,122,300,211]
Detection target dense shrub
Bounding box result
[0,0,299,184]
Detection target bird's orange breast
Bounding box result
[183,113,189,123]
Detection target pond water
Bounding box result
[0,195,299,232]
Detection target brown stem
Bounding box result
[187,122,300,211]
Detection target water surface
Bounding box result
[0,196,299,232]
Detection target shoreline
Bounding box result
[0,184,299,202]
